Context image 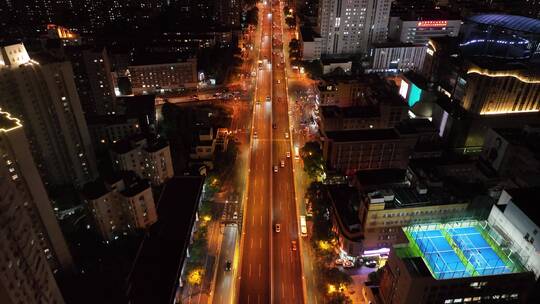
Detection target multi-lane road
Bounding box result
[237,0,304,303]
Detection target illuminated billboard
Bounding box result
[417,20,448,27]
[399,79,409,99]
[408,84,422,107]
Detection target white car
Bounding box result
[265,96,271,102]
[274,165,278,173]
[280,159,285,167]
[253,131,258,138]
[286,151,291,158]
[285,132,289,139]
[275,224,281,232]
[277,79,281,84]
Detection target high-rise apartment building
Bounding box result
[110,135,174,186]
[215,0,242,27]
[63,46,117,116]
[0,110,73,304]
[82,173,157,241]
[318,0,391,55]
[0,43,98,187]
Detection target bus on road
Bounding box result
[300,215,307,237]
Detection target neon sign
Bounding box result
[417,20,448,27]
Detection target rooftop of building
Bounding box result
[130,52,195,66]
[82,171,145,200]
[366,184,469,210]
[327,185,361,238]
[319,75,407,107]
[468,14,540,35]
[395,118,437,135]
[321,57,352,65]
[300,26,320,42]
[86,114,138,126]
[110,134,147,154]
[396,221,528,279]
[126,176,204,304]
[371,42,426,48]
[467,57,540,75]
[81,180,109,200]
[196,140,214,147]
[491,127,540,152]
[355,169,408,189]
[321,105,380,120]
[391,7,461,21]
[325,128,400,142]
[506,187,540,227]
[199,127,212,136]
[402,71,430,91]
[121,179,151,197]
[0,110,22,132]
[145,138,169,153]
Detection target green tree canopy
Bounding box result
[300,141,326,180]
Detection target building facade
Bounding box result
[321,104,408,132]
[388,17,461,45]
[0,110,72,304]
[369,42,427,73]
[110,136,174,186]
[357,190,469,252]
[83,174,157,241]
[377,244,534,304]
[461,65,540,115]
[487,188,540,280]
[64,46,117,116]
[300,27,322,60]
[322,129,416,175]
[127,58,197,94]
[318,0,391,54]
[87,115,141,150]
[0,43,98,187]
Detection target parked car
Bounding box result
[291,240,297,251]
[365,260,377,268]
[225,260,232,271]
[343,260,354,268]
[275,224,281,232]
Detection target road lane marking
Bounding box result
[258,263,262,278]
[250,238,253,249]
[292,284,295,299]
[252,215,255,226]
[259,237,262,249]
[260,215,262,226]
[281,248,283,264]
[247,295,250,304]
[249,263,252,278]
[281,283,285,298]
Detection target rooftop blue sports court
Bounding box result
[399,221,525,279]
